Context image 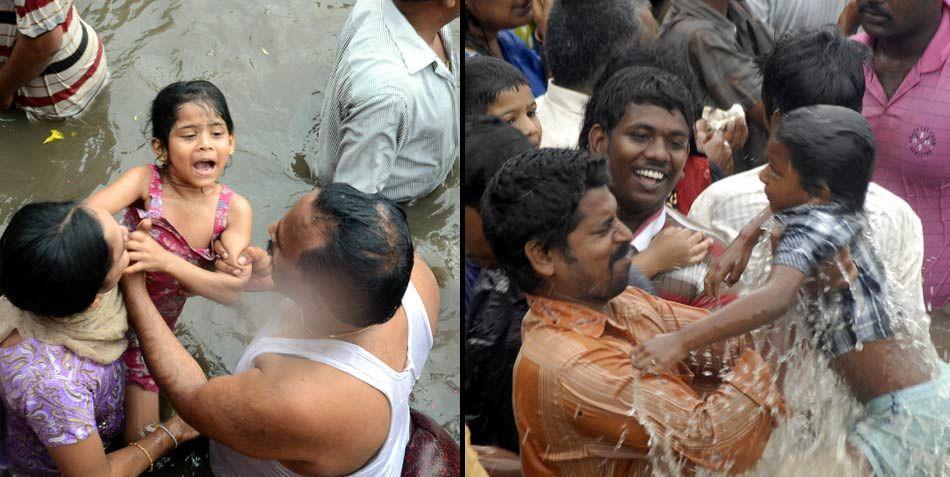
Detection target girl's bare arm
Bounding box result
[85,166,152,215]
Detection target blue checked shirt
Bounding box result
[773,203,894,358]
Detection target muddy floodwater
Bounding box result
[0,1,459,475]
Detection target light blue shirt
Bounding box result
[315,0,460,203]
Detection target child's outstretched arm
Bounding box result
[215,195,253,274]
[125,199,252,305]
[633,227,713,278]
[85,166,153,214]
[631,265,806,372]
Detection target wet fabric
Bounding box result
[0,287,127,365]
[660,0,774,169]
[848,361,950,477]
[852,0,950,310]
[400,409,460,477]
[463,260,481,317]
[513,287,783,476]
[465,29,547,97]
[774,203,894,358]
[463,426,490,477]
[0,0,109,119]
[122,164,233,392]
[210,281,433,476]
[0,338,125,475]
[463,268,528,452]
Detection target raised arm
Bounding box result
[0,29,62,109]
[704,205,772,297]
[86,166,152,215]
[633,265,805,371]
[119,272,319,465]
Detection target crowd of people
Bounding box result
[0,0,460,476]
[464,0,950,476]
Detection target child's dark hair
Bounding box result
[151,80,234,152]
[0,202,112,317]
[579,65,695,149]
[776,105,875,213]
[464,56,530,122]
[463,116,535,210]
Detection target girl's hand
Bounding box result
[631,332,688,372]
[125,219,174,274]
[647,227,712,273]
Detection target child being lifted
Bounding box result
[631,105,949,476]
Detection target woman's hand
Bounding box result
[125,220,174,274]
[631,332,689,372]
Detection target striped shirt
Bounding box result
[514,287,783,476]
[315,0,459,203]
[773,203,893,358]
[0,0,108,119]
[852,0,950,310]
[687,166,929,328]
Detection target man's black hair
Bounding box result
[757,27,870,119]
[298,183,415,327]
[545,0,641,91]
[464,56,531,122]
[0,202,111,317]
[481,148,612,293]
[776,105,875,213]
[579,65,695,149]
[464,116,535,209]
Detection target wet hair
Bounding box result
[464,56,531,122]
[579,66,695,149]
[776,105,876,213]
[545,0,641,91]
[593,43,699,108]
[757,28,870,119]
[464,116,535,210]
[298,183,414,327]
[151,80,234,151]
[0,202,111,317]
[481,148,612,293]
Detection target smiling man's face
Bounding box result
[598,103,689,219]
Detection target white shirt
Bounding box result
[688,166,928,320]
[745,0,849,35]
[210,283,434,476]
[315,0,459,203]
[535,79,589,148]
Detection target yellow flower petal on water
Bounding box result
[43,129,64,144]
[134,114,139,121]
[261,47,269,55]
[70,132,77,138]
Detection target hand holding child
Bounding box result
[125,219,174,274]
[631,331,689,372]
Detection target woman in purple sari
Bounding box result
[0,202,197,476]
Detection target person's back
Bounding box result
[0,0,109,119]
[745,0,849,34]
[315,0,459,203]
[210,255,440,476]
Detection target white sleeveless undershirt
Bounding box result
[209,282,434,476]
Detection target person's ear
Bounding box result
[228,132,237,156]
[768,109,782,132]
[525,240,555,280]
[588,124,610,155]
[151,139,166,164]
[811,183,832,203]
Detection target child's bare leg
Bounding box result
[123,383,160,443]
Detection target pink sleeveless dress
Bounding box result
[122,164,234,392]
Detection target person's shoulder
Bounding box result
[410,255,440,328]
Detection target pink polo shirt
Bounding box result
[853,1,950,309]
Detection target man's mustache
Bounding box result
[611,242,632,265]
[858,3,891,19]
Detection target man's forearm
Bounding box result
[0,31,61,98]
[123,282,208,404]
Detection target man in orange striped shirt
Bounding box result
[0,0,108,120]
[480,147,785,476]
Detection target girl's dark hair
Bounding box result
[0,202,112,317]
[151,80,234,150]
[776,105,876,213]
